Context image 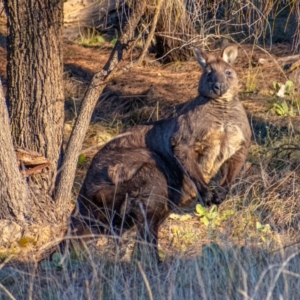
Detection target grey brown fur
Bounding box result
[65,45,251,260]
[69,148,181,260]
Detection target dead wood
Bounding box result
[16,148,50,166]
[277,54,300,66]
[16,147,51,176]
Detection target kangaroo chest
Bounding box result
[194,122,244,183]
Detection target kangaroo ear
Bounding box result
[194,48,208,69]
[222,45,238,64]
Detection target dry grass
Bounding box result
[1,3,300,297]
[1,235,300,299]
[157,0,300,51]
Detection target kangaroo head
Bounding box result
[194,45,239,101]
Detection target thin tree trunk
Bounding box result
[55,0,147,206]
[137,0,163,66]
[155,0,195,62]
[4,0,64,198]
[0,79,27,223]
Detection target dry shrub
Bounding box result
[143,0,300,56]
[230,124,300,236]
[184,0,299,48]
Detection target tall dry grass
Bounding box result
[1,240,300,299]
[139,0,300,58]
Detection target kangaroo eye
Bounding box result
[206,69,212,76]
[226,70,231,76]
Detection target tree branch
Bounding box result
[55,0,147,207]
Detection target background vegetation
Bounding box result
[0,0,300,299]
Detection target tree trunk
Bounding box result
[0,79,27,223]
[154,0,195,62]
[3,0,64,199]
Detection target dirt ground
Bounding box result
[1,36,300,262]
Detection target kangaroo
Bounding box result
[93,44,251,204]
[68,147,185,260]
[63,45,251,260]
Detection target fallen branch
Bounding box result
[277,54,300,66]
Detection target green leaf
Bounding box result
[273,81,279,91]
[256,221,263,231]
[281,100,288,112]
[208,211,218,220]
[195,204,207,217]
[52,252,62,265]
[209,205,217,213]
[110,38,118,45]
[77,153,85,165]
[285,80,294,92]
[200,216,210,226]
[273,104,284,116]
[96,35,105,43]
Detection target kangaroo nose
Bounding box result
[213,82,226,96]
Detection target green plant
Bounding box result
[271,80,294,97]
[195,204,234,228]
[110,37,118,45]
[40,249,83,271]
[77,27,105,46]
[256,221,271,242]
[246,66,261,92]
[272,100,295,116]
[77,153,86,166]
[40,252,64,271]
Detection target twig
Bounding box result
[0,283,16,300]
[137,262,154,300]
[136,0,163,65]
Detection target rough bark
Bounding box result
[0,79,27,223]
[4,0,65,198]
[55,0,147,206]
